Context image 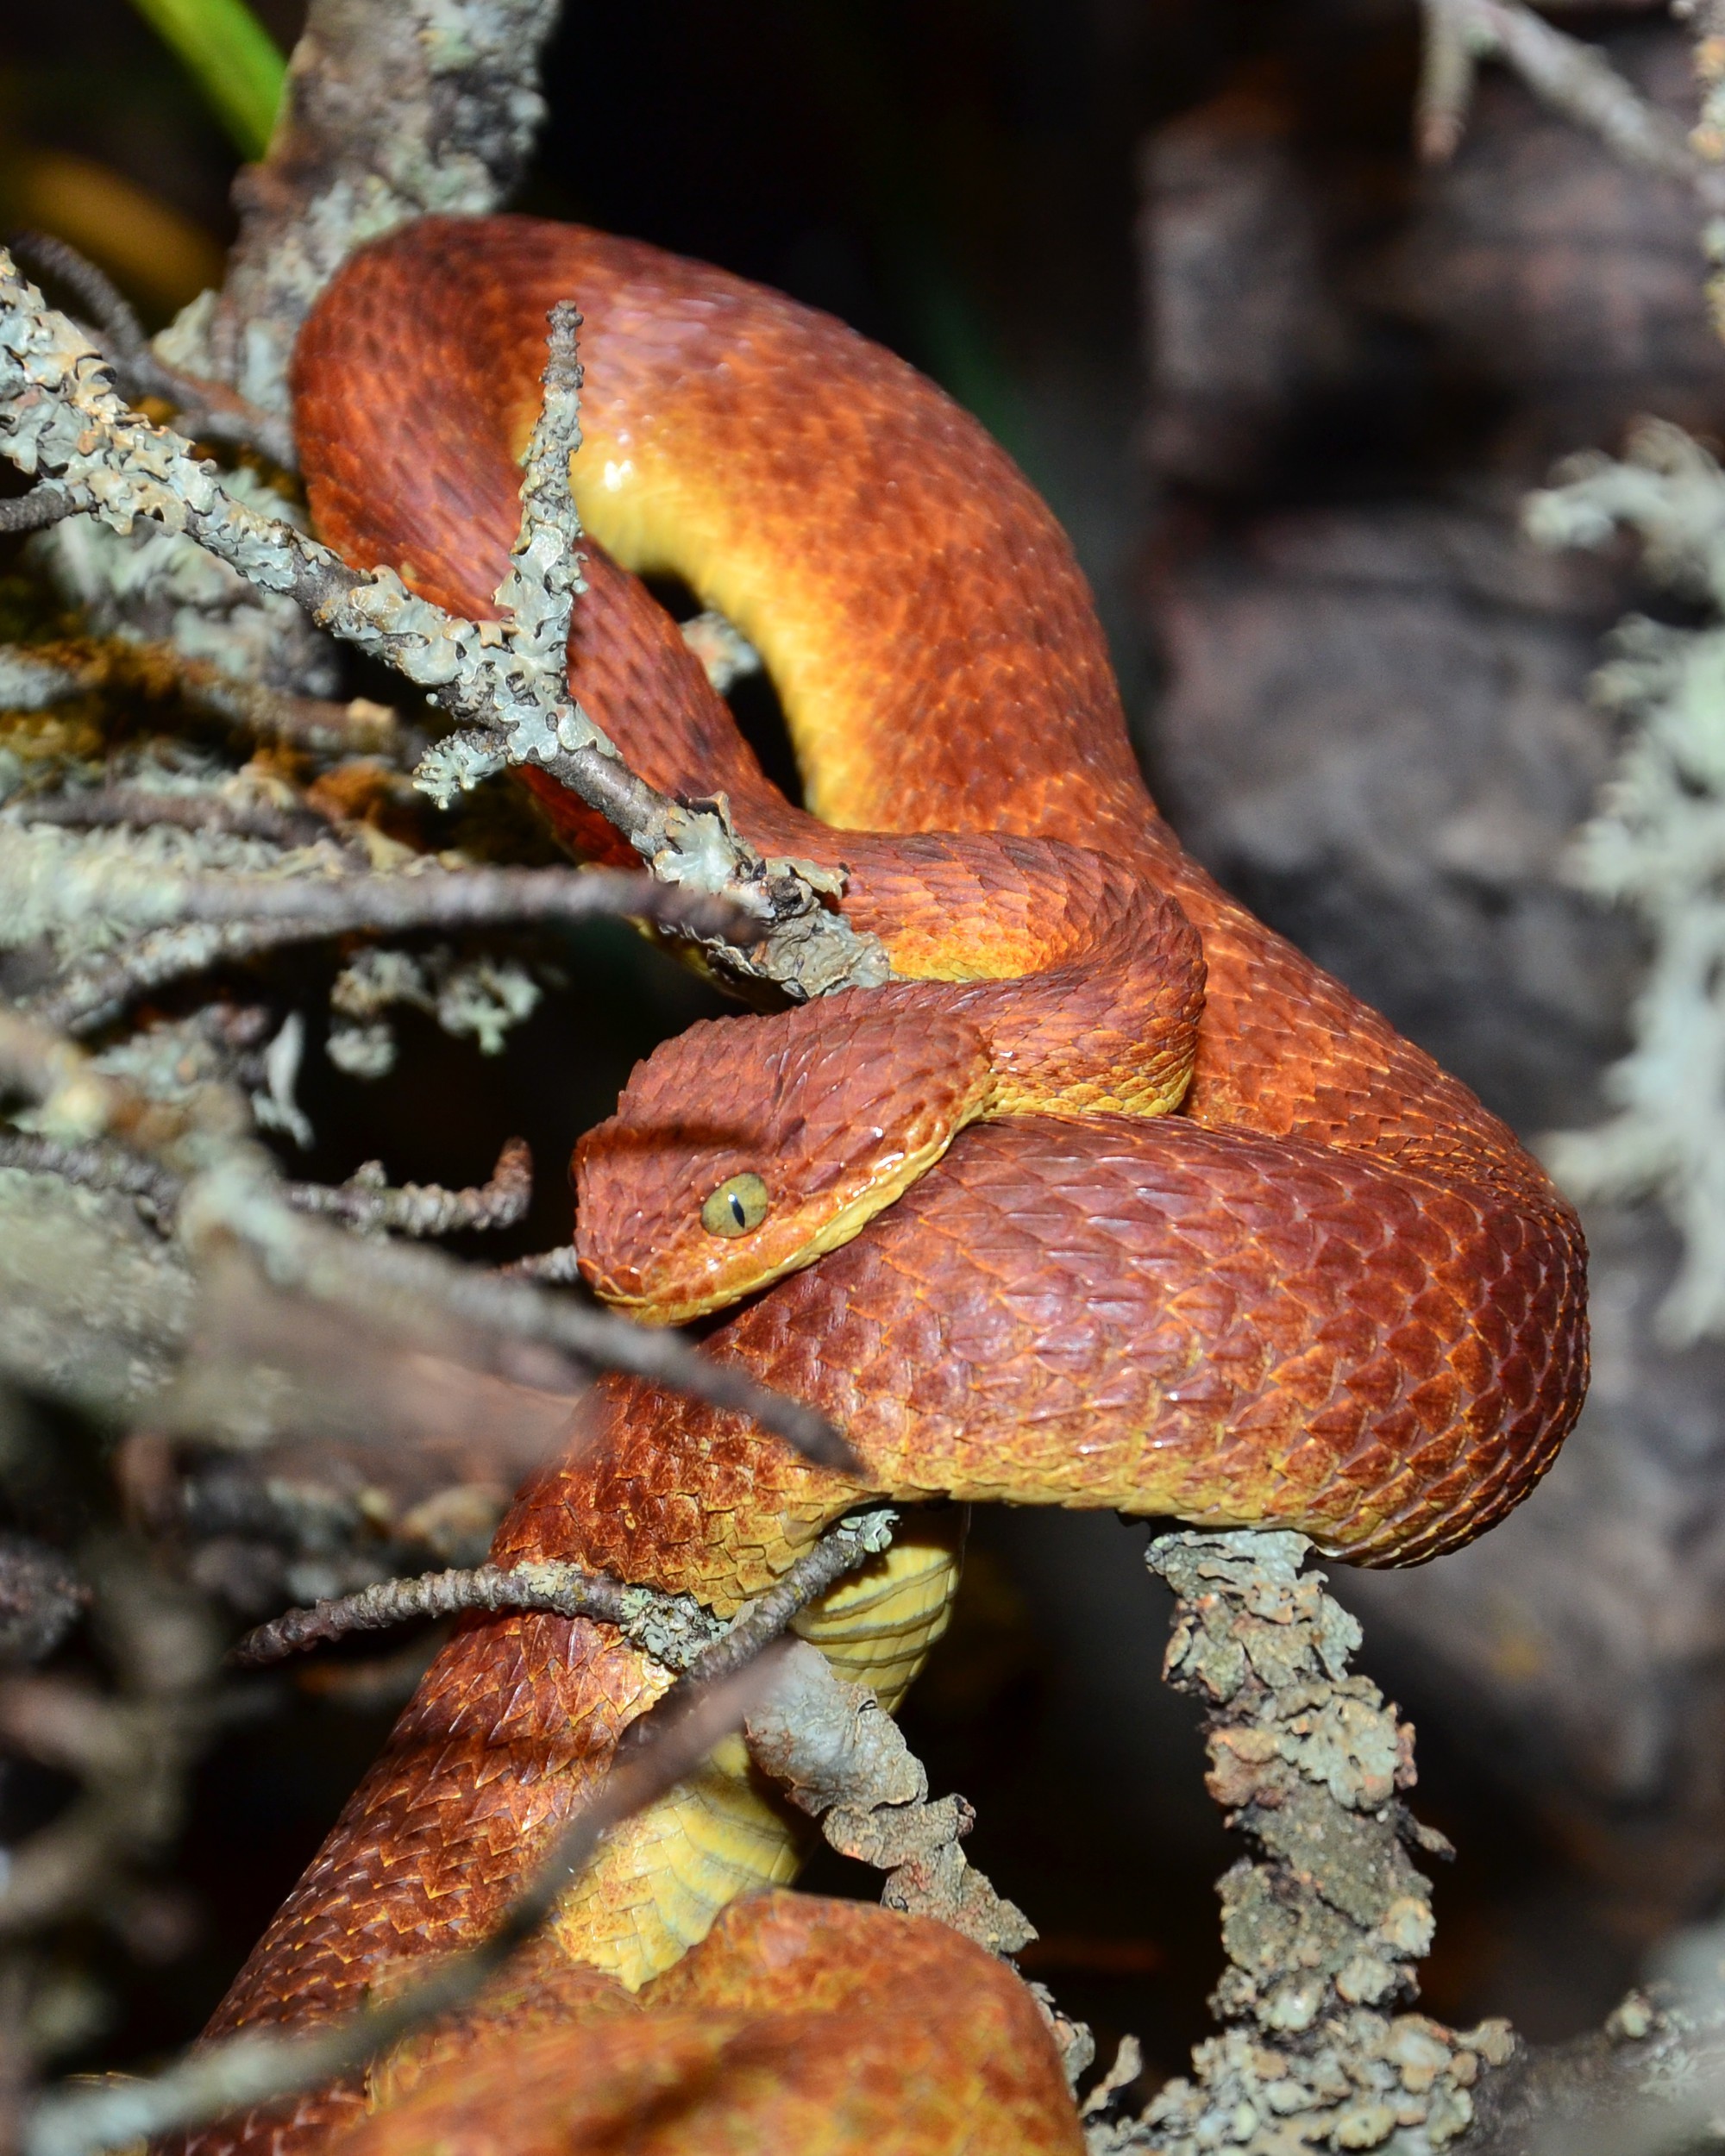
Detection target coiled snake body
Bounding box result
[179,217,1587,2153]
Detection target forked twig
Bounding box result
[0,250,890,1005]
[229,1507,897,1675]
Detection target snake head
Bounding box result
[573,992,994,1324]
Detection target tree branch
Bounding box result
[1417,0,1725,208]
[0,1008,854,1469]
[8,232,298,473]
[24,867,761,1037]
[230,1506,900,1681]
[0,249,891,1005]
[285,1138,532,1238]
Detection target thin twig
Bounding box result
[0,487,72,533]
[18,1647,789,2156]
[231,1559,636,1665]
[0,250,890,1003]
[9,230,300,472]
[231,1506,897,1679]
[0,639,416,761]
[30,868,762,1037]
[0,1133,182,1217]
[285,1136,532,1236]
[16,789,333,849]
[0,1131,533,1241]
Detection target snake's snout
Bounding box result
[571,995,996,1325]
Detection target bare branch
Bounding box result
[16,789,334,849]
[28,868,762,1037]
[285,1138,532,1238]
[0,486,73,533]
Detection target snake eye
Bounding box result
[700,1171,770,1238]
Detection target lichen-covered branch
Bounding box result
[1524,421,1725,1341]
[233,1506,906,1689]
[229,1557,716,1670]
[14,856,758,1036]
[745,1638,1038,1964]
[10,231,297,473]
[285,1138,533,1237]
[0,249,889,1004]
[0,1132,532,1241]
[180,0,565,418]
[1096,1532,1513,2155]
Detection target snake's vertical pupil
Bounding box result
[701,1171,771,1237]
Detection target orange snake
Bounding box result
[169,216,1588,2154]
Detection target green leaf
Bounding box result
[127,0,287,161]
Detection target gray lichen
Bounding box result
[0,248,890,1006]
[1526,419,1725,1340]
[743,1636,1038,1961]
[1096,1532,1513,2156]
[329,943,543,1069]
[182,0,564,418]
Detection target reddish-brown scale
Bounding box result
[334,1894,1083,2155]
[170,216,1588,2155]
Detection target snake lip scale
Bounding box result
[166,214,1589,2156]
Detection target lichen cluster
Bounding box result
[1527,419,1725,1340]
[1095,1533,1515,2156]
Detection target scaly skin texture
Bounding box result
[171,216,1588,2156]
[336,1893,1084,2156]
